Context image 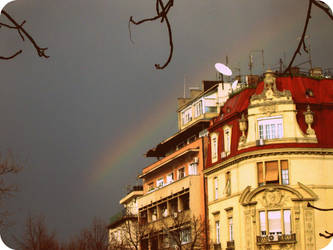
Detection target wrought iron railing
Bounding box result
[256,233,296,245]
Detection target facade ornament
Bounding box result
[250,70,292,103]
[303,105,315,135]
[262,188,284,208]
[239,113,247,143]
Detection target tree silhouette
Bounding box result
[129,0,333,71]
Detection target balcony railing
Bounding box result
[213,243,221,250]
[256,233,296,245]
[226,240,235,249]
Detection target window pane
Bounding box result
[259,125,264,139]
[259,211,266,236]
[229,217,233,241]
[284,210,291,234]
[268,211,282,234]
[215,221,220,243]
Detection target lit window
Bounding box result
[258,116,283,140]
[214,177,219,200]
[178,167,185,179]
[166,173,174,184]
[194,100,203,118]
[215,221,220,244]
[156,178,164,188]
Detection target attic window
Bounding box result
[305,88,314,97]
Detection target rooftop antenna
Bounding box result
[183,75,186,98]
[249,49,265,74]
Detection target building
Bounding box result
[204,70,333,250]
[137,80,234,249]
[108,185,143,249]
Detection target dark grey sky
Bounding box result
[0,0,332,246]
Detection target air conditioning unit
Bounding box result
[256,139,265,146]
[221,151,227,158]
[268,234,278,241]
[193,157,199,163]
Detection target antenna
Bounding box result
[249,49,265,74]
[183,75,186,98]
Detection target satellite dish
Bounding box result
[232,79,239,90]
[215,63,232,76]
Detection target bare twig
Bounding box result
[313,1,333,20]
[129,0,174,70]
[319,231,333,239]
[307,202,333,211]
[0,10,49,60]
[283,0,312,75]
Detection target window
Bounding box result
[148,182,154,192]
[215,221,220,244]
[166,172,174,184]
[258,116,283,140]
[156,178,164,188]
[224,128,231,153]
[181,228,191,244]
[223,172,231,196]
[178,167,185,179]
[257,160,289,186]
[228,217,233,241]
[181,108,192,125]
[188,163,198,175]
[281,160,289,185]
[259,209,292,237]
[194,100,203,117]
[214,177,219,200]
[211,133,218,162]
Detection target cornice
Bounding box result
[204,147,333,176]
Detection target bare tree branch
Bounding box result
[129,0,174,70]
[0,10,49,60]
[313,0,333,20]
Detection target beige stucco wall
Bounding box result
[206,150,333,250]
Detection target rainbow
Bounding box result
[88,86,179,183]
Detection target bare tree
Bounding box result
[14,214,59,250]
[160,212,205,250]
[62,217,109,250]
[0,151,23,228]
[308,202,333,239]
[129,0,333,71]
[0,10,49,60]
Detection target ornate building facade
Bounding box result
[204,71,333,250]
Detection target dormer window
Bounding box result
[211,133,218,163]
[223,125,232,155]
[258,116,283,140]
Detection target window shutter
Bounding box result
[257,162,264,184]
[265,161,279,182]
[281,160,288,170]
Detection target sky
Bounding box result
[0,0,332,246]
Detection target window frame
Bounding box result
[257,116,283,140]
[215,220,220,244]
[156,177,164,188]
[259,209,292,236]
[257,160,289,186]
[178,167,186,180]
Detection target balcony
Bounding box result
[138,175,200,209]
[213,243,221,250]
[226,240,235,250]
[256,233,296,245]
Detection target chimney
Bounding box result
[189,87,202,99]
